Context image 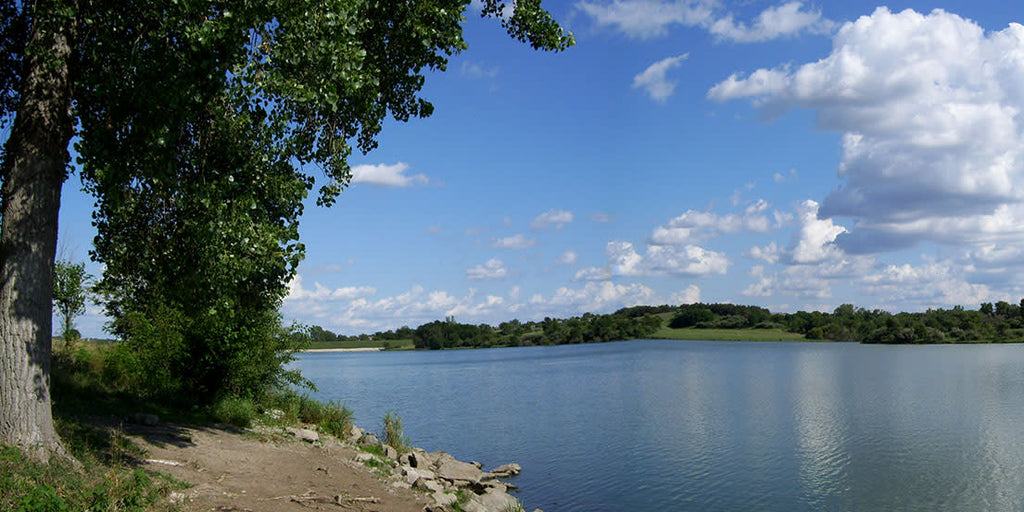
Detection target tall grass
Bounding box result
[381,412,409,453]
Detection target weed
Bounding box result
[210,395,258,428]
[381,411,410,453]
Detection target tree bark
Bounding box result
[0,8,75,463]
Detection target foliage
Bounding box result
[211,396,259,428]
[381,412,409,453]
[52,259,91,345]
[0,427,182,512]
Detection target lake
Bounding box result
[295,339,1024,511]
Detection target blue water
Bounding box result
[295,339,1024,511]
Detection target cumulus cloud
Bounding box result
[710,7,1024,254]
[350,162,429,187]
[576,0,831,42]
[709,1,832,42]
[650,199,774,245]
[862,260,1006,307]
[286,275,376,301]
[671,284,701,304]
[790,200,846,264]
[607,240,729,277]
[575,0,714,39]
[633,54,688,102]
[574,266,612,281]
[557,250,579,265]
[490,234,537,249]
[466,258,508,280]
[531,209,575,231]
[530,281,657,313]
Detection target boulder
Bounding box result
[473,488,520,512]
[381,443,398,460]
[400,466,420,485]
[431,490,458,507]
[348,425,364,442]
[131,413,159,426]
[399,451,419,468]
[286,427,319,443]
[415,477,445,493]
[434,454,485,484]
[489,463,521,477]
[352,453,374,463]
[358,432,379,446]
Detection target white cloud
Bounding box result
[774,168,797,183]
[790,200,846,264]
[709,1,832,43]
[576,0,831,42]
[710,7,1024,254]
[350,162,429,187]
[530,209,575,231]
[590,212,613,223]
[671,284,701,304]
[466,258,508,280]
[861,260,1006,307]
[574,266,612,281]
[490,234,537,249]
[745,241,782,264]
[607,240,729,277]
[530,281,657,313]
[461,61,499,79]
[286,275,377,302]
[633,54,688,102]
[650,199,774,245]
[575,0,714,39]
[557,250,579,265]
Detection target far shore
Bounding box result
[302,347,384,353]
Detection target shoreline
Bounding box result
[302,347,384,353]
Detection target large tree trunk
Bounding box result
[0,9,75,463]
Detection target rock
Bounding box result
[349,425,364,441]
[399,451,419,467]
[490,463,522,477]
[435,454,485,484]
[431,490,458,507]
[460,496,490,512]
[381,443,398,460]
[473,488,520,512]
[358,432,379,446]
[415,477,445,493]
[401,466,420,485]
[286,427,319,443]
[352,453,374,463]
[532,509,545,512]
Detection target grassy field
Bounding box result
[305,339,415,350]
[651,326,811,342]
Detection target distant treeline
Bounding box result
[306,300,1024,348]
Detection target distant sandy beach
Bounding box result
[302,347,384,353]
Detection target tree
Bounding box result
[52,259,91,345]
[0,0,572,461]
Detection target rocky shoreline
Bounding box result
[278,423,538,512]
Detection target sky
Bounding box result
[57,0,1024,337]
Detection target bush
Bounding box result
[211,396,258,428]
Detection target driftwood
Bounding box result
[285,493,381,508]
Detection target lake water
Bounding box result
[295,339,1024,511]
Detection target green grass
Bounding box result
[305,339,414,350]
[651,326,811,342]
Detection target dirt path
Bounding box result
[124,422,429,512]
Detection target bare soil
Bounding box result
[123,422,430,512]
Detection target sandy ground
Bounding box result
[123,422,429,512]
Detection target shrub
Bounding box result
[211,396,258,428]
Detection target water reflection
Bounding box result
[296,340,1024,512]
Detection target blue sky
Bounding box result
[59,1,1024,336]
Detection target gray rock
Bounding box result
[358,432,379,445]
[400,466,420,485]
[435,454,485,484]
[415,477,445,493]
[460,495,491,512]
[473,488,521,511]
[352,452,374,463]
[286,427,319,443]
[348,425,364,441]
[432,490,458,507]
[399,451,419,467]
[490,463,522,477]
[381,443,398,460]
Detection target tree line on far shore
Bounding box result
[307,300,1024,349]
